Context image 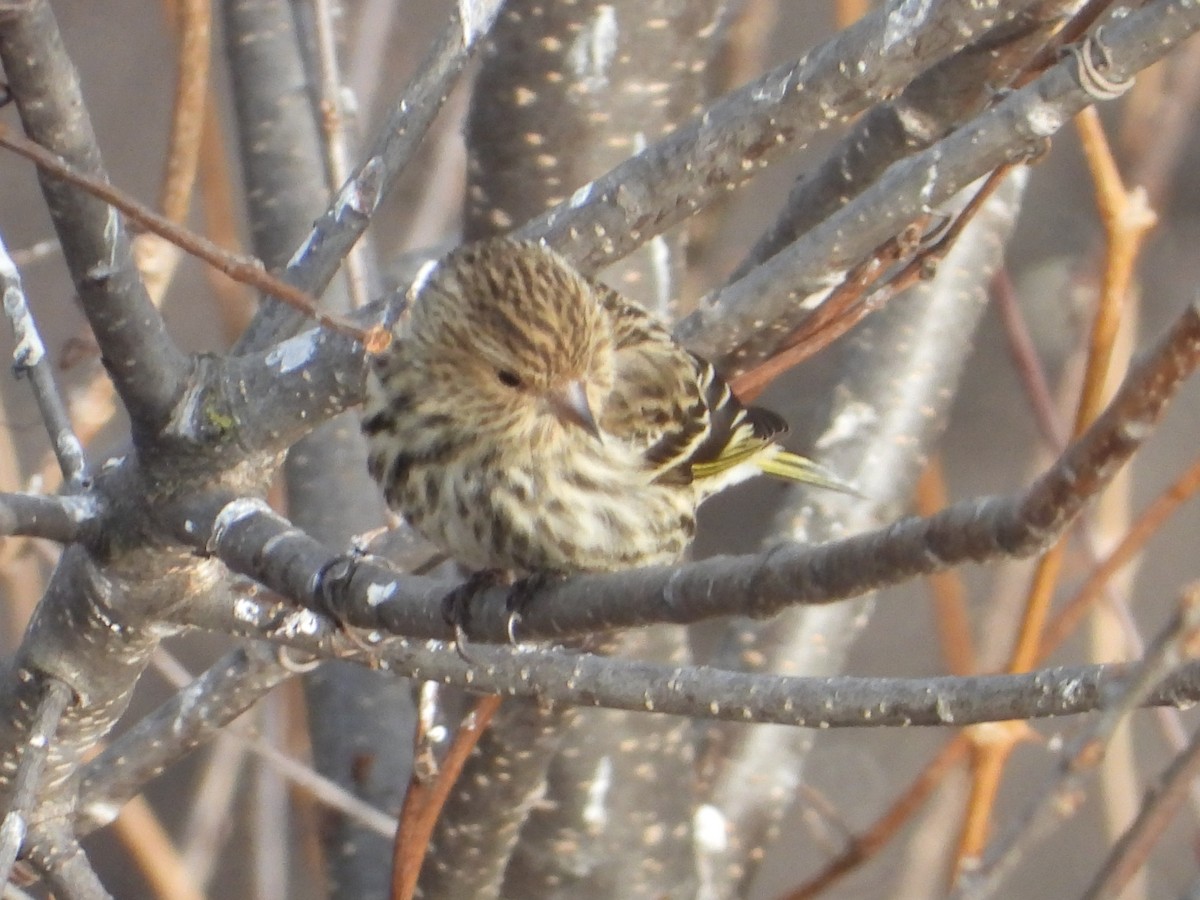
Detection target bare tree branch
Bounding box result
[0,492,97,544]
[189,298,1200,644]
[512,0,1048,269]
[0,1,1195,894]
[223,0,1200,450]
[458,2,727,896]
[729,1,1076,281]
[24,823,110,899]
[679,0,1200,368]
[233,0,506,352]
[0,679,71,884]
[172,592,1200,729]
[220,3,407,890]
[0,232,87,487]
[694,165,1025,899]
[75,642,293,833]
[0,0,189,431]
[1082,705,1200,900]
[952,584,1200,900]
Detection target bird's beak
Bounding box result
[547,379,601,439]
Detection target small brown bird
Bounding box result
[362,238,846,576]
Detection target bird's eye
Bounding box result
[497,369,523,388]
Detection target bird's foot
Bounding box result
[441,569,509,660]
[504,572,564,644]
[312,551,362,624]
[312,551,388,660]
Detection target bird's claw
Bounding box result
[312,552,385,661]
[312,552,361,624]
[438,570,560,654]
[504,572,563,644]
[441,569,507,661]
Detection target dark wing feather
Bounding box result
[592,283,777,486]
[744,406,788,440]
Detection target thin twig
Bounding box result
[730,166,1012,402]
[953,721,1035,876]
[1040,454,1200,659]
[0,679,73,885]
[678,0,1200,369]
[1073,106,1158,430]
[727,223,915,402]
[0,126,383,351]
[992,269,1069,449]
[305,0,373,310]
[8,238,58,268]
[110,798,204,900]
[953,584,1200,899]
[134,0,213,306]
[77,643,294,830]
[996,241,1200,824]
[242,726,396,838]
[1081,707,1200,899]
[391,695,501,900]
[957,84,1159,874]
[195,91,255,341]
[783,735,971,899]
[0,0,189,427]
[0,233,89,487]
[1006,103,1158,677]
[158,0,211,225]
[252,695,287,900]
[76,642,394,840]
[917,461,978,677]
[235,0,506,352]
[179,734,244,887]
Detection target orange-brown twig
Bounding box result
[954,722,1038,875]
[782,735,971,900]
[728,230,906,403]
[917,461,978,677]
[113,795,206,900]
[1038,454,1200,660]
[390,695,502,900]
[731,166,1011,404]
[954,87,1158,879]
[158,0,211,225]
[1005,108,1155,678]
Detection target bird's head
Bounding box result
[407,239,614,440]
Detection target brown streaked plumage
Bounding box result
[362,238,846,574]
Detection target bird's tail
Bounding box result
[755,450,863,497]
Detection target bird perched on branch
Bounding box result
[362,237,848,577]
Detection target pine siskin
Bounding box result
[361,237,846,576]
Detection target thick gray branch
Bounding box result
[678,0,1200,367]
[233,0,504,352]
[187,299,1200,644]
[75,643,294,834]
[0,492,97,544]
[173,595,1200,730]
[512,0,1047,270]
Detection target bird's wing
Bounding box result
[592,283,783,487]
